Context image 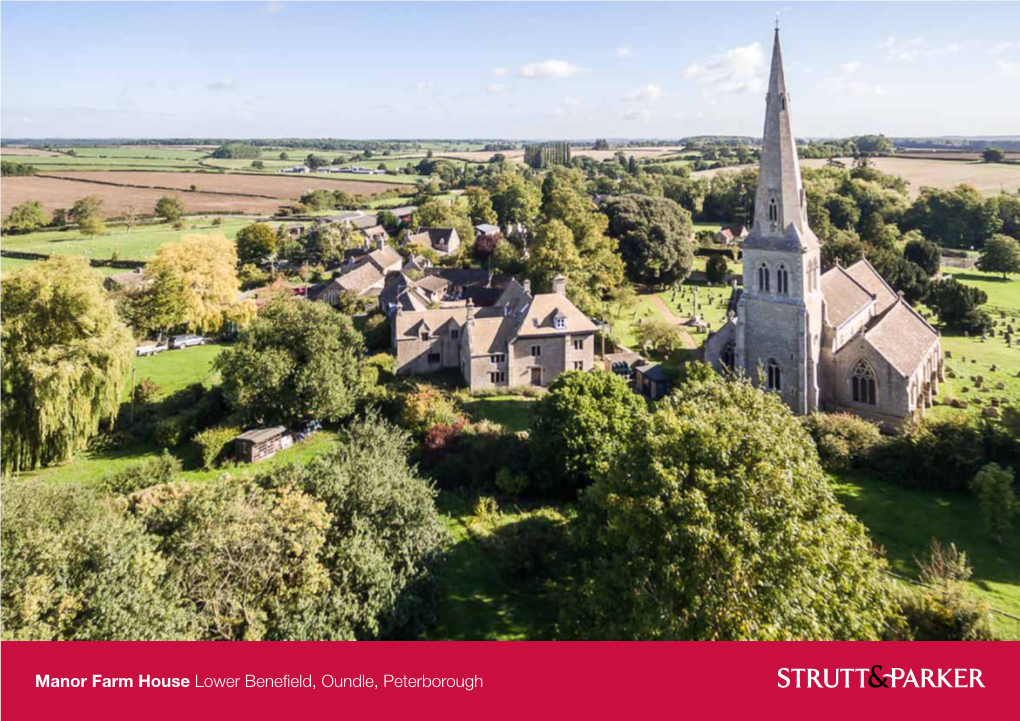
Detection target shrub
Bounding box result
[133,377,162,405]
[364,352,396,383]
[154,415,190,449]
[99,450,183,495]
[705,254,729,284]
[871,416,988,490]
[969,463,1016,544]
[398,383,460,436]
[193,425,242,470]
[801,412,883,472]
[421,421,466,469]
[495,466,530,495]
[361,311,391,352]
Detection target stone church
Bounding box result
[705,29,943,431]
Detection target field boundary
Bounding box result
[0,249,145,269]
[35,172,289,201]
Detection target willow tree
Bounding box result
[1,256,134,472]
[145,233,239,334]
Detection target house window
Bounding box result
[758,262,770,293]
[451,329,460,339]
[851,359,877,405]
[721,341,736,371]
[573,339,584,351]
[427,352,441,365]
[777,264,789,295]
[573,361,584,371]
[766,359,782,392]
[531,345,542,357]
[490,353,505,364]
[490,371,507,384]
[555,316,566,330]
[420,331,430,341]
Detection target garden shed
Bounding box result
[235,426,289,464]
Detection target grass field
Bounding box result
[127,343,225,400]
[833,472,1020,640]
[461,396,537,432]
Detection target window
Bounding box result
[555,316,566,330]
[531,345,542,357]
[573,361,584,371]
[420,331,430,341]
[781,94,786,111]
[451,329,460,339]
[851,359,877,405]
[721,341,736,371]
[490,353,505,364]
[427,352,441,365]
[768,197,778,222]
[758,262,770,293]
[489,371,506,384]
[573,339,584,351]
[777,264,789,295]
[766,359,781,392]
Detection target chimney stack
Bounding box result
[552,274,566,296]
[523,279,532,294]
[466,297,475,322]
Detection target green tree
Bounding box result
[490,172,541,227]
[902,231,941,277]
[977,234,1020,279]
[969,463,1016,544]
[981,148,1005,163]
[820,228,865,271]
[1,257,134,472]
[215,298,363,425]
[905,184,1002,249]
[145,233,239,334]
[529,371,648,492]
[377,209,400,235]
[235,222,278,262]
[134,265,189,339]
[634,319,685,354]
[602,195,695,287]
[279,151,289,161]
[299,188,337,211]
[68,194,103,225]
[305,153,329,170]
[154,194,186,222]
[79,216,107,238]
[926,277,993,334]
[564,369,895,640]
[464,186,498,225]
[251,160,265,169]
[1,480,196,640]
[306,220,357,263]
[705,253,730,285]
[2,200,48,233]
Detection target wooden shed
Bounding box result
[634,362,671,400]
[235,426,289,464]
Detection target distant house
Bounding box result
[715,224,749,245]
[386,206,418,223]
[313,243,403,302]
[279,166,310,174]
[474,223,500,237]
[361,224,390,245]
[408,227,461,256]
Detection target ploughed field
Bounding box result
[1,171,414,218]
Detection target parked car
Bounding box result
[136,341,169,357]
[169,334,208,349]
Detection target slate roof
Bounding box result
[861,299,940,377]
[518,293,597,337]
[845,258,898,315]
[820,264,875,328]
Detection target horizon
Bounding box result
[2,1,1019,140]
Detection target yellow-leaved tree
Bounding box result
[146,234,240,334]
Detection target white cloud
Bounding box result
[519,60,582,79]
[416,81,433,91]
[626,83,664,102]
[880,35,923,62]
[989,41,1017,55]
[615,46,635,58]
[683,42,766,94]
[206,77,237,91]
[491,67,508,77]
[993,60,1020,79]
[822,62,888,96]
[623,108,649,121]
[487,84,508,95]
[930,42,963,57]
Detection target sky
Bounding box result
[2,1,1019,140]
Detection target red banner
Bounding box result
[0,641,1012,718]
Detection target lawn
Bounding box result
[833,472,1020,640]
[126,343,225,401]
[461,396,537,432]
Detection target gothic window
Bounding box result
[851,359,877,405]
[768,197,778,222]
[766,359,782,392]
[781,94,787,110]
[758,262,770,293]
[721,341,736,372]
[777,263,790,295]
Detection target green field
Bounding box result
[462,396,537,432]
[127,343,225,400]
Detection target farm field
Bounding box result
[1,147,66,156]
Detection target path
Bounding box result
[643,292,698,350]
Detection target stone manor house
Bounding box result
[705,29,943,431]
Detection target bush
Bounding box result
[801,412,882,472]
[133,377,162,405]
[398,383,460,436]
[154,415,191,449]
[99,450,183,495]
[871,416,989,490]
[193,425,242,470]
[364,352,396,384]
[705,254,729,284]
[495,466,530,495]
[970,462,1016,544]
[361,311,391,352]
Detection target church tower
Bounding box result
[735,27,824,414]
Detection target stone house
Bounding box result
[408,227,461,256]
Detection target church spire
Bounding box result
[750,27,812,245]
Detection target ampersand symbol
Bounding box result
[868,665,889,688]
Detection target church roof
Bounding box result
[820,264,874,327]
[861,299,940,377]
[845,258,898,315]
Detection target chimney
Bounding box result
[466,298,475,322]
[552,274,566,296]
[363,236,370,251]
[523,279,532,294]
[376,236,385,250]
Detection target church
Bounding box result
[705,28,943,432]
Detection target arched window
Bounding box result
[781,94,787,111]
[777,263,789,295]
[758,262,770,293]
[768,197,778,222]
[766,359,781,392]
[721,341,736,372]
[851,359,877,405]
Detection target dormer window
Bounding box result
[554,315,566,330]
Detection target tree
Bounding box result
[235,222,278,262]
[705,253,730,284]
[215,298,363,425]
[255,414,448,640]
[820,228,865,271]
[145,234,239,333]
[970,463,1016,544]
[634,319,685,355]
[529,371,648,492]
[977,234,1020,279]
[1,257,134,472]
[68,195,103,225]
[602,195,695,287]
[306,220,358,263]
[464,186,498,225]
[122,203,139,234]
[905,184,1002,249]
[410,197,475,251]
[279,151,289,161]
[377,209,400,235]
[300,188,337,211]
[902,231,941,277]
[305,154,329,170]
[154,194,186,222]
[982,148,1005,163]
[2,200,48,233]
[134,265,189,339]
[491,172,541,227]
[563,369,895,640]
[79,216,107,238]
[1,481,196,640]
[926,277,993,334]
[251,160,265,170]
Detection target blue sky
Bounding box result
[2,1,1018,139]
